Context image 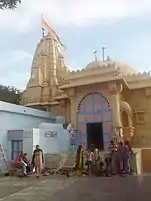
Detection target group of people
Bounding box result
[75,140,133,177]
[105,140,133,176]
[14,145,44,177]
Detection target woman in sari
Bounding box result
[32,145,44,177]
[76,145,84,176]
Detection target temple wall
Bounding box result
[68,82,151,148]
[68,83,113,129]
[49,100,71,125]
[49,105,61,116]
[122,88,151,147]
[64,99,70,124]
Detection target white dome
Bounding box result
[85,59,137,75]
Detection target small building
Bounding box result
[0,101,55,163]
[7,123,70,161]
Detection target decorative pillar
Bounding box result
[108,83,123,141]
[59,100,66,117]
[68,88,77,129]
[111,93,121,127]
[109,83,122,127]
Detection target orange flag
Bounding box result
[41,15,66,49]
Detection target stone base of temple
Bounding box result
[132,148,151,174]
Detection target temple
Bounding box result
[21,32,151,151]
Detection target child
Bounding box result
[86,149,94,175]
[94,147,99,164]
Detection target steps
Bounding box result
[44,152,77,169]
[63,151,77,168]
[44,150,108,170]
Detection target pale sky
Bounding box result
[1,0,151,89]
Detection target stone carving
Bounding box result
[21,33,68,106]
[108,83,123,93]
[120,101,133,126]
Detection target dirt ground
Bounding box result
[0,174,151,201]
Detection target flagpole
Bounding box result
[41,28,45,38]
[41,14,66,48]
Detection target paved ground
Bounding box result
[0,175,77,201]
[0,175,151,201]
[52,175,151,201]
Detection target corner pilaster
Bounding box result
[108,82,123,128]
[68,88,77,129]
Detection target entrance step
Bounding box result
[44,150,109,170]
[63,151,77,168]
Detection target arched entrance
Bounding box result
[77,92,112,150]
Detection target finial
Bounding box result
[41,28,45,38]
[102,46,106,61]
[93,50,98,61]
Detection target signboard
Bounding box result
[44,131,57,138]
[23,130,33,138]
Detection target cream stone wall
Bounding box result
[64,82,122,129]
[64,99,70,124]
[122,88,150,147]
[49,105,61,116]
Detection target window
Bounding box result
[11,140,23,160]
[133,111,145,124]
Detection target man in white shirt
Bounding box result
[87,149,94,175]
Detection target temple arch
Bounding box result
[120,101,133,126]
[77,92,112,149]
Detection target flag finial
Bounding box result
[41,28,45,38]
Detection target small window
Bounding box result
[133,111,145,124]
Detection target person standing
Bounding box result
[93,147,99,165]
[75,145,84,176]
[70,132,75,146]
[123,141,133,175]
[86,149,94,175]
[106,141,115,175]
[32,145,44,177]
[117,141,125,175]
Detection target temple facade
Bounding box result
[21,33,151,150]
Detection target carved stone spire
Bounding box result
[21,32,68,107]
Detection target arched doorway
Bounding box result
[77,92,112,150]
